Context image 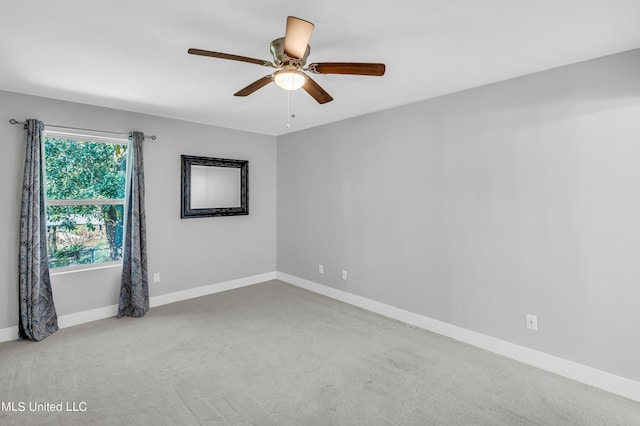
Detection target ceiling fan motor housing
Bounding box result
[270,37,310,67]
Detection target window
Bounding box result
[43,130,128,269]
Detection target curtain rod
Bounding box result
[8,119,156,140]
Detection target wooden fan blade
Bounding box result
[188,48,273,67]
[284,16,314,60]
[234,75,274,97]
[309,62,386,76]
[302,76,333,104]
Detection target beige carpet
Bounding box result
[1,280,639,425]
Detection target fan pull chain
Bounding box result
[286,90,296,128]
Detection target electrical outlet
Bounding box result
[341,270,348,281]
[319,264,324,274]
[526,314,538,331]
[153,272,161,284]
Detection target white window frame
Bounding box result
[43,128,128,274]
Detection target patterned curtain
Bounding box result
[18,119,59,341]
[117,131,149,317]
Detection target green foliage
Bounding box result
[47,205,102,231]
[44,138,127,201]
[44,137,128,267]
[48,239,114,269]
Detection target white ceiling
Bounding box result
[1,1,639,136]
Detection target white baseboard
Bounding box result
[57,304,119,329]
[149,271,277,308]
[276,272,640,403]
[0,326,18,343]
[0,306,121,342]
[0,271,277,344]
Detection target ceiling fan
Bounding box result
[188,16,386,104]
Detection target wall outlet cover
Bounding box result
[526,314,538,331]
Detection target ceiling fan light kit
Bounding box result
[188,16,386,104]
[274,69,307,91]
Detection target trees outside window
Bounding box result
[44,134,127,268]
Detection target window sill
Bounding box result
[50,261,122,276]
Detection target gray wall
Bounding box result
[277,49,640,382]
[0,90,277,330]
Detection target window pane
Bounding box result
[44,138,127,201]
[44,135,128,269]
[46,204,124,268]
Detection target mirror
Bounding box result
[181,155,248,218]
